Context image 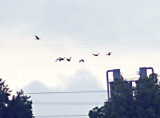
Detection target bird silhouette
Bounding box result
[59,57,65,61]
[55,57,65,62]
[93,53,99,56]
[106,52,111,56]
[35,35,40,40]
[66,57,72,61]
[55,58,62,62]
[79,59,84,63]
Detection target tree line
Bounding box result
[0,79,33,118]
[89,73,160,118]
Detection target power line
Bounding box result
[0,40,160,48]
[33,102,103,105]
[35,115,88,117]
[0,63,159,69]
[25,90,106,95]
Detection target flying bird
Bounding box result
[55,58,62,62]
[35,35,40,40]
[59,57,65,61]
[93,53,99,56]
[106,52,111,56]
[55,57,65,62]
[66,57,72,62]
[79,59,84,63]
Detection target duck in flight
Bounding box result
[106,52,111,56]
[79,59,84,63]
[93,53,99,56]
[35,35,40,40]
[66,57,72,62]
[59,57,65,61]
[55,58,62,62]
[55,57,65,62]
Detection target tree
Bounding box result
[0,79,11,118]
[89,106,105,118]
[0,79,34,118]
[89,73,160,118]
[7,90,33,118]
[134,74,160,118]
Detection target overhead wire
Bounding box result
[25,90,106,94]
[0,40,160,48]
[33,102,103,105]
[2,40,157,117]
[35,115,88,117]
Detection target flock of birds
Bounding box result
[34,35,112,63]
[55,52,112,63]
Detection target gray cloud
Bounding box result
[23,69,106,117]
[1,0,160,43]
[1,0,160,116]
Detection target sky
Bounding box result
[1,0,160,117]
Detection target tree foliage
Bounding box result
[89,73,160,118]
[0,79,34,118]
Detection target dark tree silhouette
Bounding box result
[7,90,33,118]
[134,74,160,118]
[89,73,160,118]
[0,79,34,118]
[0,79,11,118]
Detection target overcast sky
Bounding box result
[1,0,160,117]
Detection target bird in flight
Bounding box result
[106,52,111,56]
[79,59,84,63]
[66,57,72,62]
[35,35,40,40]
[55,57,65,62]
[55,58,62,62]
[93,53,99,56]
[59,57,65,61]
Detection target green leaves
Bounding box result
[134,74,160,118]
[8,90,33,118]
[0,79,34,118]
[89,73,160,118]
